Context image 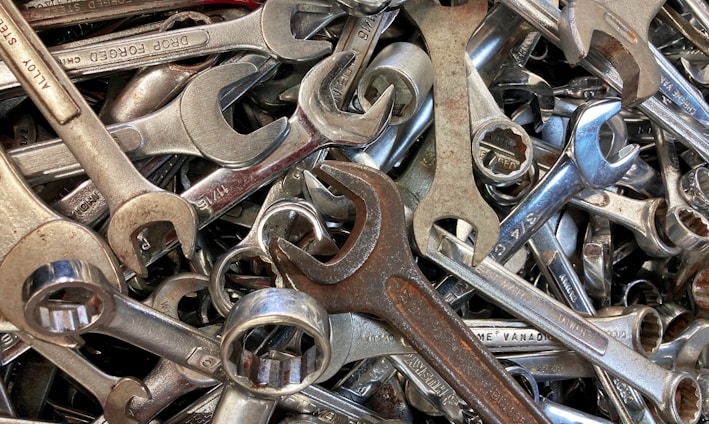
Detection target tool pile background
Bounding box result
[1,0,709,423]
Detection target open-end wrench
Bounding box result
[491,98,638,263]
[17,334,150,424]
[404,0,500,265]
[394,127,701,424]
[9,61,289,184]
[269,161,551,424]
[0,0,337,94]
[558,0,663,106]
[0,1,198,277]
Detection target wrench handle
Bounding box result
[382,276,551,424]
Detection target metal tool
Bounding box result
[491,98,639,263]
[404,0,500,265]
[0,1,198,277]
[558,0,663,106]
[0,0,338,93]
[269,161,551,424]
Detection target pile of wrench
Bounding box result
[4,0,709,422]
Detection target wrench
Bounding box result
[499,0,709,164]
[0,144,123,348]
[491,98,639,263]
[23,259,223,380]
[404,0,500,265]
[0,2,198,277]
[18,334,150,424]
[653,125,709,251]
[10,61,289,184]
[393,126,702,424]
[269,161,551,424]
[681,166,709,213]
[559,0,663,106]
[0,0,338,94]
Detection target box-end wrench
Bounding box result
[558,0,664,106]
[490,98,639,263]
[269,161,552,424]
[17,334,150,424]
[23,260,223,380]
[0,147,123,349]
[404,0,500,266]
[0,1,198,277]
[0,0,337,93]
[653,125,709,252]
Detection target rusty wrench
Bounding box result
[404,0,500,265]
[268,161,551,424]
[0,1,198,277]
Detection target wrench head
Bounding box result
[261,0,334,62]
[180,62,289,168]
[559,0,662,106]
[0,221,124,347]
[299,51,395,147]
[568,98,639,188]
[107,191,198,277]
[104,377,152,424]
[269,161,388,285]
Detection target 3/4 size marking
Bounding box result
[0,4,80,124]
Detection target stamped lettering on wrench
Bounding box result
[0,8,79,124]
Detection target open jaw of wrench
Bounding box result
[404,0,500,265]
[9,61,290,183]
[268,161,552,424]
[0,0,339,94]
[490,98,639,263]
[558,0,664,106]
[0,1,199,278]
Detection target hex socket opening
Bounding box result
[23,260,113,336]
[638,309,663,355]
[672,377,701,424]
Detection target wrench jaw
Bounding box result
[104,377,152,424]
[268,162,385,285]
[179,62,289,168]
[568,98,640,188]
[0,222,124,348]
[559,0,663,106]
[261,0,333,63]
[299,52,395,146]
[106,192,199,277]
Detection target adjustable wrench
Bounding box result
[404,0,500,265]
[269,161,551,424]
[0,2,198,277]
[491,98,639,263]
[18,334,150,424]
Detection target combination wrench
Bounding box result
[269,161,552,424]
[0,1,198,277]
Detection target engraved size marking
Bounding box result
[196,184,229,211]
[494,212,537,257]
[0,5,80,124]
